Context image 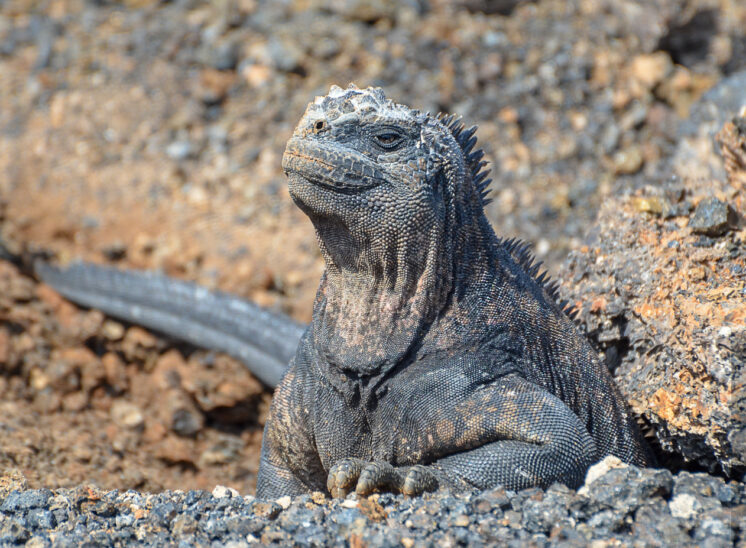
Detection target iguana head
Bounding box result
[283,84,491,277]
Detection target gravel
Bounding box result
[0,460,742,546]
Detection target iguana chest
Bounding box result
[309,350,504,471]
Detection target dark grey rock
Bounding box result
[0,489,52,512]
[581,466,673,514]
[89,500,117,518]
[689,197,738,236]
[521,484,572,534]
[631,502,690,546]
[0,518,30,544]
[26,509,56,529]
[151,502,178,527]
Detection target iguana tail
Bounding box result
[34,261,304,388]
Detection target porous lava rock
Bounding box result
[560,78,746,475]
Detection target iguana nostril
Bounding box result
[314,120,326,132]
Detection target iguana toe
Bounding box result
[401,464,439,496]
[355,462,401,495]
[327,458,365,498]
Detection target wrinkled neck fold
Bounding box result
[311,214,449,378]
[310,205,497,380]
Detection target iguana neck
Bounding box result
[309,205,497,378]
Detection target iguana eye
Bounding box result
[372,132,404,150]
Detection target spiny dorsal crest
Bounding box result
[434,113,576,321]
[437,113,493,207]
[500,238,579,321]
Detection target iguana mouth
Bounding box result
[283,140,386,192]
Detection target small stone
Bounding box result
[212,485,239,498]
[154,435,196,465]
[694,517,733,541]
[252,501,282,520]
[341,499,358,509]
[116,514,134,528]
[241,64,272,88]
[0,488,52,512]
[310,491,327,505]
[689,197,738,237]
[452,514,470,527]
[203,41,239,71]
[473,485,512,512]
[23,536,48,548]
[202,517,228,538]
[166,140,195,161]
[0,519,29,544]
[100,242,127,261]
[669,493,698,519]
[578,455,626,495]
[150,502,177,527]
[166,390,205,437]
[90,501,117,517]
[275,495,291,509]
[101,320,125,341]
[358,497,387,522]
[612,146,644,174]
[629,52,672,89]
[110,400,144,429]
[199,444,238,466]
[102,352,128,394]
[631,196,670,215]
[26,508,56,529]
[171,514,198,536]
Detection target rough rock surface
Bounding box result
[560,80,746,475]
[0,460,743,546]
[0,257,269,493]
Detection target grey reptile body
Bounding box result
[258,85,653,498]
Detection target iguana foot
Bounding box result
[327,458,438,497]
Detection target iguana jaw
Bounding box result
[283,137,387,194]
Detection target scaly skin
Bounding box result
[257,85,654,498]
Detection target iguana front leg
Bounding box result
[327,375,598,496]
[256,366,327,498]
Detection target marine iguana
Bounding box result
[32,85,653,498]
[261,84,652,497]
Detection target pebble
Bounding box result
[109,400,144,429]
[212,485,239,499]
[165,140,196,161]
[689,197,738,236]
